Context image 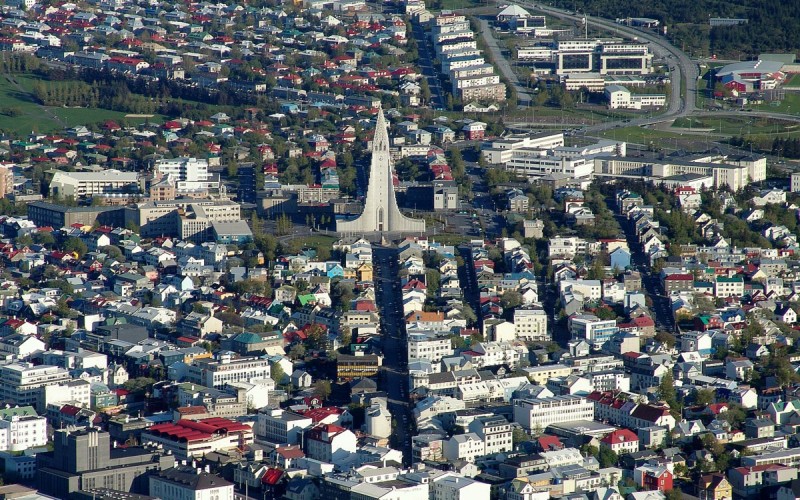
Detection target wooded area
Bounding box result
[553,0,800,58]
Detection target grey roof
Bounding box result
[155,467,233,490]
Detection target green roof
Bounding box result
[0,406,37,419]
[298,294,316,306]
[717,277,743,283]
[235,332,263,344]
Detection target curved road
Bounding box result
[519,1,699,130]
[464,2,700,130]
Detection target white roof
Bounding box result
[498,4,530,17]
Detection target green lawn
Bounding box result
[752,92,800,115]
[672,115,800,136]
[0,74,164,136]
[598,125,689,144]
[784,74,800,87]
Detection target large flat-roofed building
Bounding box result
[140,418,254,460]
[49,170,141,198]
[482,132,565,165]
[513,396,595,431]
[36,428,174,499]
[458,82,507,102]
[28,201,124,229]
[0,363,71,412]
[562,72,606,91]
[594,156,763,190]
[127,198,241,240]
[186,354,271,389]
[605,85,666,109]
[154,157,218,193]
[505,151,594,180]
[555,39,653,76]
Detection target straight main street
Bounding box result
[374,247,414,465]
[610,198,677,333]
[410,21,446,110]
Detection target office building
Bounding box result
[256,408,313,445]
[27,201,124,229]
[569,315,619,349]
[36,428,174,499]
[237,164,257,204]
[187,354,271,389]
[128,199,241,240]
[605,85,666,109]
[513,395,595,431]
[512,309,549,341]
[555,39,653,76]
[49,170,141,198]
[154,158,218,193]
[482,132,565,165]
[141,418,254,459]
[0,363,71,412]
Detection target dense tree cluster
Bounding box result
[551,0,800,58]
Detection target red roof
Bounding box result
[261,468,283,485]
[298,407,342,423]
[601,429,639,445]
[665,273,693,281]
[60,404,81,416]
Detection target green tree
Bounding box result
[694,388,715,406]
[500,290,523,310]
[65,237,88,258]
[597,446,618,467]
[276,214,293,236]
[512,427,532,446]
[289,343,306,360]
[658,372,678,409]
[426,269,441,298]
[664,488,683,500]
[314,379,332,401]
[271,362,286,385]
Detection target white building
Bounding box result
[605,85,666,110]
[482,132,565,164]
[149,466,234,500]
[49,170,141,198]
[505,151,594,179]
[0,363,71,412]
[256,409,312,445]
[0,406,47,451]
[513,395,595,432]
[304,424,357,463]
[365,399,392,439]
[431,474,491,500]
[569,315,619,348]
[407,332,453,366]
[155,157,217,193]
[442,433,485,462]
[43,379,91,409]
[468,415,513,455]
[187,355,271,389]
[560,279,603,301]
